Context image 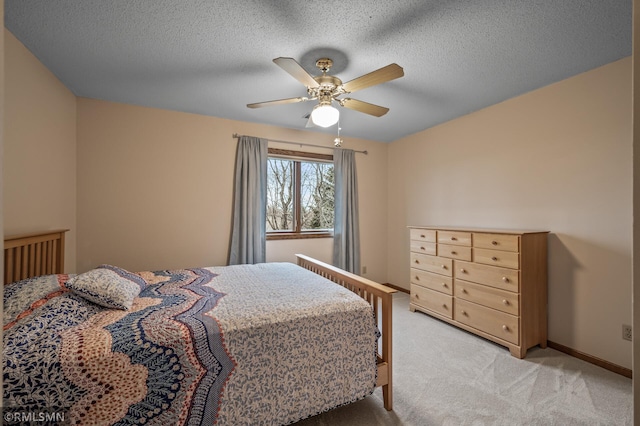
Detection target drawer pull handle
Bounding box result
[460,268,466,273]
[502,299,509,305]
[451,251,457,255]
[461,288,467,294]
[441,265,447,269]
[442,304,447,309]
[415,276,420,281]
[461,310,467,316]
[451,237,457,241]
[502,325,509,331]
[502,276,509,282]
[442,283,447,288]
[492,241,498,245]
[420,246,426,250]
[415,294,419,299]
[415,260,419,264]
[492,256,498,261]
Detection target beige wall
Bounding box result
[388,57,633,369]
[76,98,389,282]
[3,30,77,272]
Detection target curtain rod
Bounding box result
[232,133,368,155]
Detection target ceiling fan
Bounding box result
[247,57,404,128]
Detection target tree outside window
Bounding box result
[266,149,334,239]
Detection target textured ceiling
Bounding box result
[5,1,632,143]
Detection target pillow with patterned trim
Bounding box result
[4,274,74,327]
[66,265,145,310]
[95,264,147,291]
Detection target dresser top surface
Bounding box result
[408,226,549,235]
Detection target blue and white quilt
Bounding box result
[3,262,378,425]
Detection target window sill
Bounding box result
[267,232,333,241]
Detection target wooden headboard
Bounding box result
[4,229,69,284]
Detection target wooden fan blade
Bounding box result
[340,98,389,117]
[273,57,320,88]
[247,97,307,108]
[341,63,404,93]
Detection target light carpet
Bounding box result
[294,292,632,426]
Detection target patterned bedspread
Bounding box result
[3,262,378,425]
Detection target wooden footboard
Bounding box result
[4,229,68,284]
[296,254,396,411]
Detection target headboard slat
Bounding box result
[5,248,14,283]
[47,240,54,274]
[20,246,28,279]
[34,242,42,277]
[4,229,69,284]
[28,244,36,277]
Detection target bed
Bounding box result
[3,230,395,425]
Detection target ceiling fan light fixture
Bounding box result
[310,104,339,127]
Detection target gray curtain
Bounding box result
[229,136,268,265]
[333,148,360,274]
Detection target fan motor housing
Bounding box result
[314,74,342,88]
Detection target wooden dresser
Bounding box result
[408,226,548,358]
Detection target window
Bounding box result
[266,149,334,239]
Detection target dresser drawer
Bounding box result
[455,299,519,345]
[473,233,519,252]
[411,269,452,295]
[410,228,436,243]
[438,243,472,261]
[410,253,453,276]
[410,240,436,255]
[455,260,519,292]
[437,230,471,246]
[455,279,519,315]
[473,248,520,269]
[411,285,453,319]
